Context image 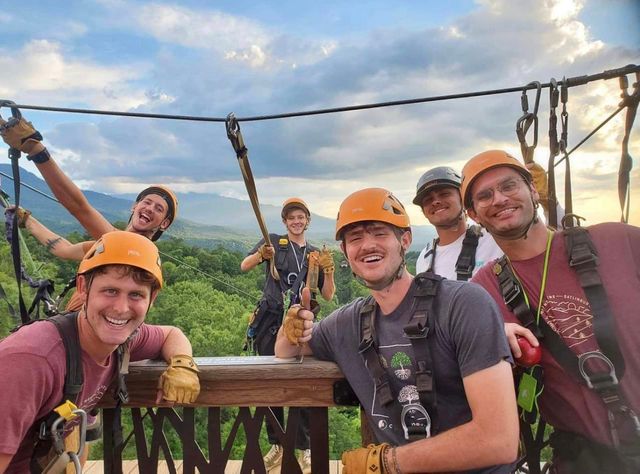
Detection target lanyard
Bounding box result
[290,241,307,272]
[508,229,553,323]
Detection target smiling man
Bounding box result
[240,197,335,473]
[276,188,519,473]
[0,231,199,474]
[465,150,640,473]
[413,166,502,280]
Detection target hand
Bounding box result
[0,116,45,155]
[318,246,335,274]
[157,355,200,404]
[282,288,315,346]
[526,162,548,210]
[504,322,539,359]
[257,243,275,262]
[341,443,389,474]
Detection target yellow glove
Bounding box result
[257,243,275,262]
[527,162,549,210]
[341,443,389,474]
[318,247,335,274]
[158,355,200,403]
[16,207,31,228]
[0,116,45,156]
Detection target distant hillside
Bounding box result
[0,164,435,251]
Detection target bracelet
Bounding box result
[381,445,392,473]
[392,447,403,474]
[27,147,51,164]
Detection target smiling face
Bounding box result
[77,266,158,355]
[128,194,170,236]
[341,222,411,289]
[466,167,539,240]
[283,208,309,237]
[420,185,463,228]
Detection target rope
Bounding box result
[7,64,638,123]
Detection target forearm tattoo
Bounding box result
[45,237,62,251]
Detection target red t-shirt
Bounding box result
[0,318,165,473]
[473,222,640,447]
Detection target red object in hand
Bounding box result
[515,336,542,367]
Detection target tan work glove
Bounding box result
[341,443,390,474]
[257,243,275,262]
[158,355,200,403]
[282,288,318,346]
[4,205,31,228]
[527,162,549,211]
[0,116,46,156]
[318,247,335,274]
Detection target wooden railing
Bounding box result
[97,356,359,474]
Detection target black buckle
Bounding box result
[503,279,522,307]
[404,322,428,339]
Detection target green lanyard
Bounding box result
[508,229,553,323]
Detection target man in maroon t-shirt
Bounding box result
[461,150,640,473]
[0,231,201,473]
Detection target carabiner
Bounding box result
[516,81,542,164]
[225,112,247,159]
[0,99,22,122]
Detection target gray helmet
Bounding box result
[412,166,462,206]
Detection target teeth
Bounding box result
[496,208,516,217]
[105,316,128,326]
[363,255,382,263]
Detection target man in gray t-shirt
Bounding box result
[276,188,519,474]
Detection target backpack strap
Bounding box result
[455,225,482,281]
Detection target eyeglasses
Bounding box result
[472,178,527,208]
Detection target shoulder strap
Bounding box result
[404,273,441,425]
[455,225,481,281]
[564,226,625,377]
[48,313,83,403]
[358,296,394,406]
[424,238,439,274]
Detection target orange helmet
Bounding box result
[335,188,410,240]
[78,231,163,288]
[460,150,532,208]
[281,197,310,218]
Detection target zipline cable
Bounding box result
[7,64,638,123]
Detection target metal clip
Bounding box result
[578,351,618,390]
[516,81,542,164]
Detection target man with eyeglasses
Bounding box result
[240,197,335,473]
[465,150,640,473]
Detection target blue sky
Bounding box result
[1,0,639,227]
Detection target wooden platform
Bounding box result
[84,460,344,473]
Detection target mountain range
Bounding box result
[0,164,435,252]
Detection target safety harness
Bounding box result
[425,225,482,281]
[358,273,441,441]
[18,312,129,473]
[493,225,640,470]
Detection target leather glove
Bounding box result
[318,247,335,274]
[282,298,319,346]
[158,355,200,403]
[16,207,31,228]
[257,243,275,262]
[527,162,549,211]
[0,117,46,156]
[341,443,389,474]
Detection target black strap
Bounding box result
[48,313,84,402]
[358,274,442,439]
[455,226,481,281]
[424,237,438,274]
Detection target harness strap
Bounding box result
[618,72,640,223]
[358,274,442,441]
[455,226,481,281]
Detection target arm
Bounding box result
[320,271,335,301]
[391,361,519,472]
[240,243,274,272]
[23,213,92,261]
[0,453,11,473]
[32,158,115,239]
[158,325,193,360]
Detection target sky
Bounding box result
[1,0,639,228]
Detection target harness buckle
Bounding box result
[502,279,522,307]
[401,403,432,440]
[578,351,618,391]
[404,322,428,339]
